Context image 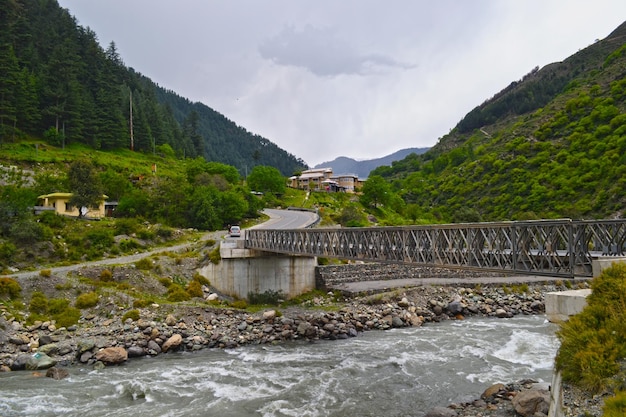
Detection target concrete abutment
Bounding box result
[198,239,316,299]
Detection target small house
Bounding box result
[36,192,108,219]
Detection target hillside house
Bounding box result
[289,168,363,193]
[36,192,109,219]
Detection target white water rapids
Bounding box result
[0,315,559,417]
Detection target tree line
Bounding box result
[0,0,305,176]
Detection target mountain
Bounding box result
[314,147,429,178]
[371,21,626,222]
[0,0,305,176]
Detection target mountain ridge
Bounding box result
[314,147,429,178]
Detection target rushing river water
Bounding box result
[0,315,559,417]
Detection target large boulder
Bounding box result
[162,334,183,352]
[25,352,56,370]
[94,347,128,365]
[511,389,550,417]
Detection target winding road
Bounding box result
[6,209,319,280]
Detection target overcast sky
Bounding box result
[57,1,626,167]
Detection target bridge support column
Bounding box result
[198,240,317,300]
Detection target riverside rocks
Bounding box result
[0,283,557,371]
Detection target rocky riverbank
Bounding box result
[0,276,600,416]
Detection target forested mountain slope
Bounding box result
[0,0,305,176]
[373,21,626,222]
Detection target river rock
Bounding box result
[46,366,69,380]
[25,352,56,370]
[94,347,128,365]
[162,334,183,352]
[511,388,550,417]
[481,383,506,400]
[127,346,145,357]
[165,314,177,326]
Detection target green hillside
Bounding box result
[0,0,306,176]
[372,21,626,222]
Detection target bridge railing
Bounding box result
[244,219,626,277]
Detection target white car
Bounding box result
[229,225,241,237]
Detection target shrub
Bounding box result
[0,242,16,262]
[39,269,52,277]
[133,298,152,308]
[86,229,114,249]
[53,306,80,328]
[75,292,98,309]
[156,226,173,238]
[158,277,172,288]
[119,238,141,252]
[193,273,210,287]
[29,292,48,314]
[604,391,626,416]
[556,263,626,393]
[187,280,203,298]
[114,218,141,235]
[0,277,21,299]
[48,298,70,315]
[167,284,190,302]
[100,269,113,282]
[135,258,153,270]
[230,299,248,309]
[122,309,140,322]
[208,246,221,264]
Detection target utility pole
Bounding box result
[129,90,134,151]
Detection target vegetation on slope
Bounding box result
[371,21,626,222]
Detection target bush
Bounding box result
[122,309,140,322]
[0,242,16,262]
[135,258,153,270]
[53,306,80,328]
[48,298,70,315]
[133,298,152,308]
[167,284,190,302]
[604,391,626,416]
[29,292,48,314]
[187,280,203,298]
[208,246,221,264]
[0,277,21,299]
[114,218,141,236]
[193,273,210,287]
[39,269,52,277]
[85,229,114,249]
[156,226,174,239]
[100,269,113,282]
[75,292,98,309]
[556,263,626,393]
[230,299,248,309]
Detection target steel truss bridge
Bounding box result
[245,219,626,278]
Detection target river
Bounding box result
[0,315,558,417]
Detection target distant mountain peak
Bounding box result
[314,147,429,178]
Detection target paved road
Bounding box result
[251,208,319,230]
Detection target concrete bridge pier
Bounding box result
[198,239,317,300]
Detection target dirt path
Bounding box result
[6,230,225,280]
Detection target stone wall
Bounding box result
[316,262,504,288]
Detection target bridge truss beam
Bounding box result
[245,219,626,278]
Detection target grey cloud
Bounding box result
[259,25,413,76]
